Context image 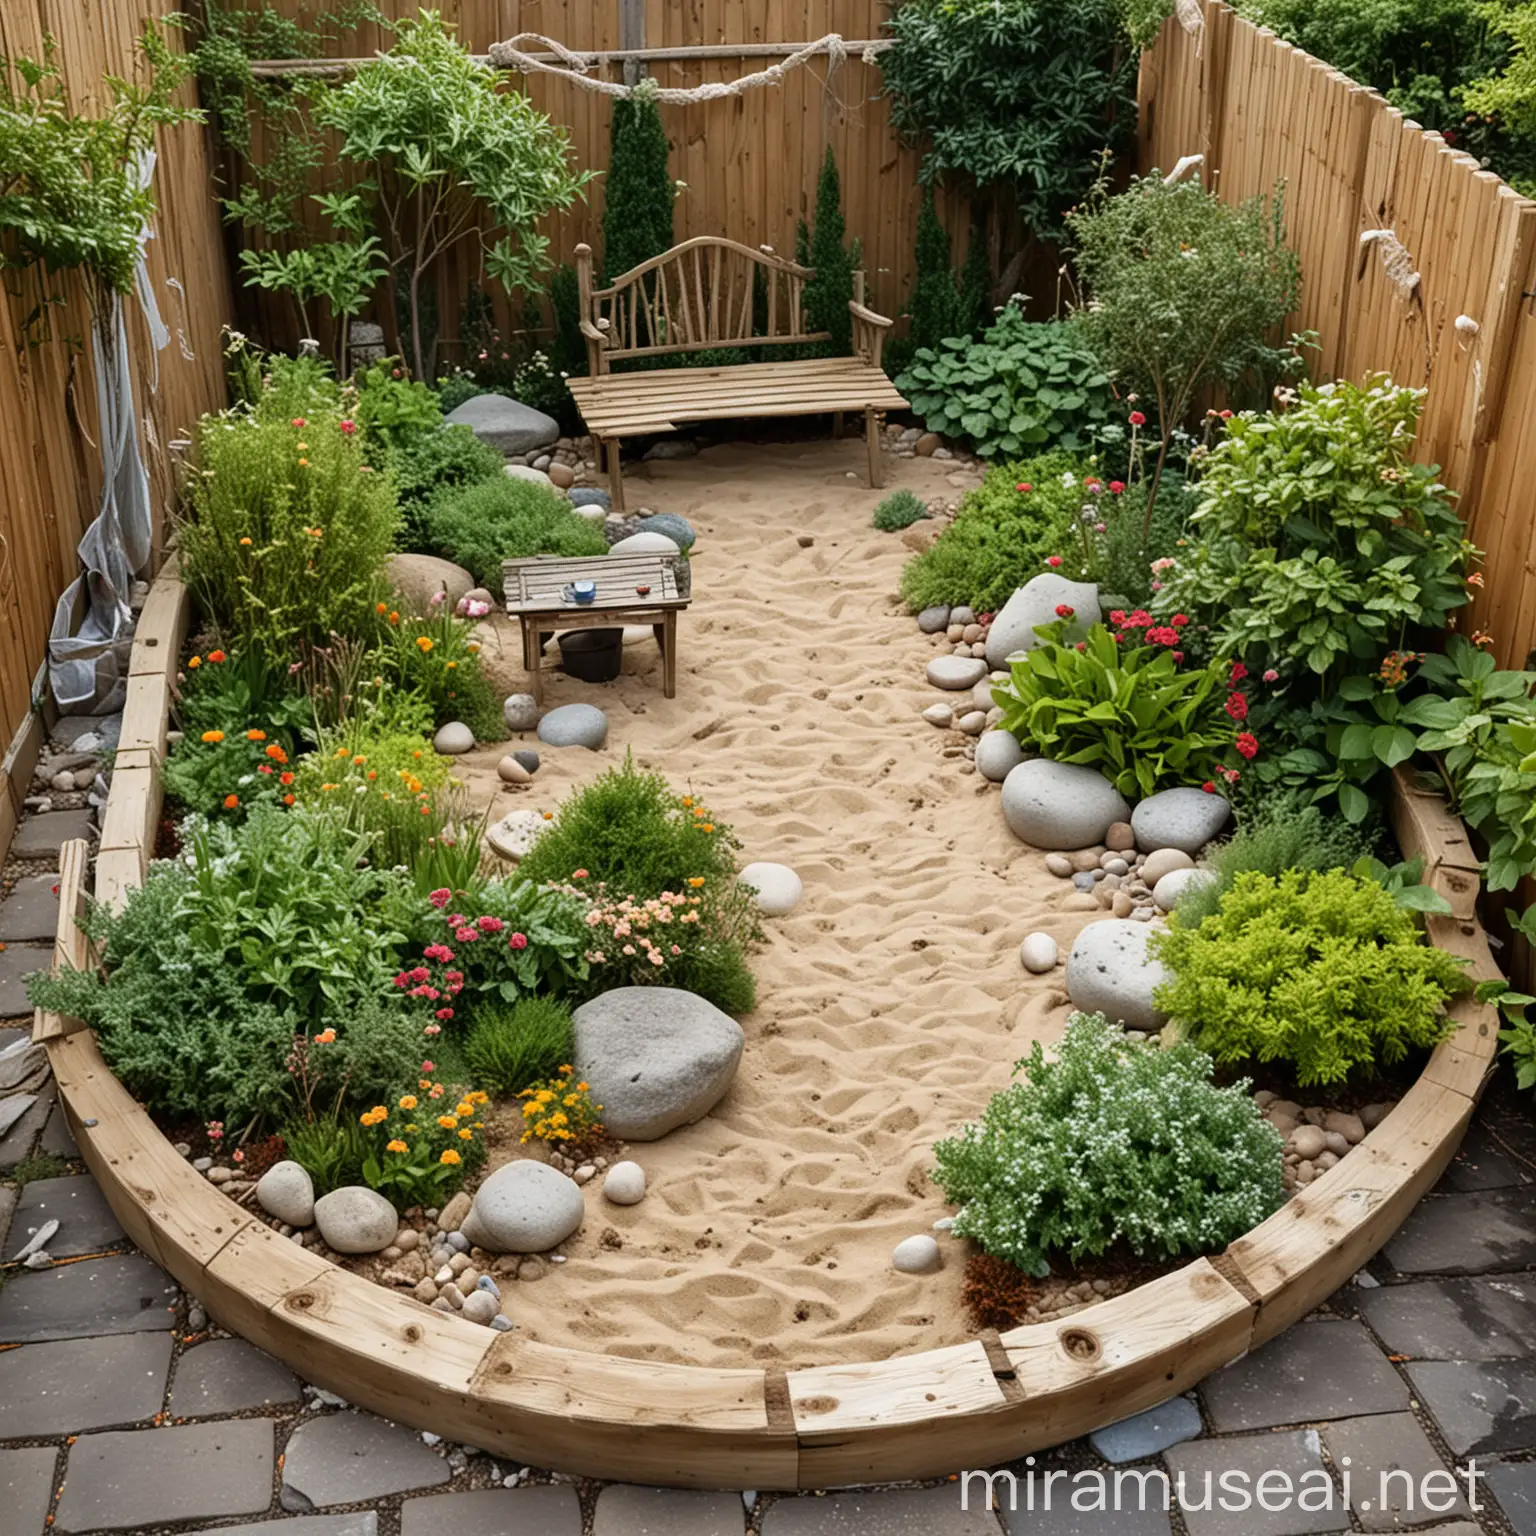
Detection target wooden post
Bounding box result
[619,0,644,88]
[865,406,883,488]
[574,244,604,376]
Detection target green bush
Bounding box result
[898,311,1115,459]
[1153,868,1467,1084]
[369,604,506,742]
[386,424,507,547]
[801,147,856,355]
[994,621,1242,797]
[464,997,574,1097]
[280,1116,368,1197]
[899,452,1084,613]
[873,490,929,532]
[932,1013,1284,1275]
[888,186,988,377]
[425,477,608,598]
[602,81,674,283]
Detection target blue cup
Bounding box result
[563,580,597,604]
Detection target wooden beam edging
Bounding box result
[37,556,1505,1487]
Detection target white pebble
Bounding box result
[892,1235,942,1274]
[1019,932,1059,974]
[603,1161,647,1205]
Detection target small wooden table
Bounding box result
[502,551,689,702]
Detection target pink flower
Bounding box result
[1220,409,1233,420]
[1235,732,1259,760]
[424,1023,441,1037]
[394,972,410,988]
[339,419,357,435]
[291,417,307,428]
[572,868,590,880]
[1054,604,1075,619]
[446,914,467,929]
[429,888,452,909]
[477,915,504,934]
[1129,410,1146,427]
[1171,614,1189,628]
[1046,555,1062,569]
[423,944,454,964]
[435,1007,454,1021]
[1016,482,1033,493]
[1263,668,1279,683]
[1109,610,1127,626]
[411,966,430,982]
[1109,480,1125,494]
[508,932,528,950]
[1221,766,1241,784]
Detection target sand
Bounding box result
[452,436,1094,1370]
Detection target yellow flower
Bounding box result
[688,877,706,888]
[437,1115,457,1130]
[682,796,694,808]
[522,1101,540,1118]
[702,824,714,833]
[458,1127,473,1140]
[398,1094,418,1110]
[439,1149,461,1166]
[386,1139,409,1154]
[536,1089,555,1105]
[246,729,266,741]
[416,636,434,653]
[359,1106,387,1127]
[187,656,201,668]
[239,537,252,547]
[470,1091,489,1105]
[201,730,224,744]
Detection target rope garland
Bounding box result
[486,32,889,103]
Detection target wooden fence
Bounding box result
[236,0,1003,358]
[0,0,232,855]
[1139,1,1536,670]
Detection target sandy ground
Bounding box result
[451,436,1088,1370]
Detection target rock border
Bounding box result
[31,556,1504,1490]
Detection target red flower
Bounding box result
[1229,661,1248,682]
[223,793,239,809]
[428,888,451,909]
[1055,603,1075,619]
[1109,610,1127,626]
[1046,555,1062,568]
[1126,610,1152,628]
[1235,732,1259,759]
[208,649,227,664]
[1147,626,1180,646]
[1172,651,1184,663]
[1109,480,1125,494]
[1129,410,1146,427]
[1171,614,1189,628]
[291,417,307,429]
[1224,692,1249,721]
[1201,781,1216,793]
[1016,482,1033,494]
[257,763,273,775]
[1220,409,1233,420]
[339,419,357,435]
[435,1007,454,1021]
[508,932,529,950]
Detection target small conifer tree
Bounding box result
[602,82,674,283]
[802,146,856,354]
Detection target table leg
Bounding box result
[526,618,543,703]
[606,437,625,514]
[866,405,884,488]
[662,609,678,698]
[832,410,843,439]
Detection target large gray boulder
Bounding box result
[385,553,474,616]
[573,986,745,1140]
[1132,787,1232,855]
[446,394,560,455]
[313,1186,398,1255]
[537,703,608,750]
[463,1161,585,1254]
[610,530,681,556]
[986,574,1101,669]
[1066,919,1169,1032]
[1000,759,1131,850]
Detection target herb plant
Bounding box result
[873,490,929,532]
[932,1012,1284,1276]
[464,997,575,1097]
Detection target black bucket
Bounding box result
[558,628,624,683]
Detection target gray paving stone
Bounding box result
[0,1446,59,1536]
[0,1253,178,1343]
[0,1332,172,1437]
[280,1412,450,1510]
[1438,1119,1533,1192]
[40,1098,77,1158]
[1164,1431,1349,1536]
[51,714,120,752]
[402,1486,584,1536]
[4,1175,124,1259]
[0,1182,14,1253]
[998,1473,1173,1534]
[763,1485,997,1534]
[0,942,48,1017]
[0,1081,53,1172]
[1089,1395,1203,1463]
[10,809,96,862]
[592,1484,744,1534]
[53,1419,275,1532]
[1406,1360,1536,1457]
[1489,1461,1536,1536]
[190,1519,378,1536]
[1200,1319,1408,1433]
[1357,1277,1536,1360]
[1322,1412,1470,1529]
[1385,1188,1536,1274]
[171,1338,302,1416]
[0,873,61,943]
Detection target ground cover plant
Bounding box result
[932,1012,1285,1275]
[872,489,929,532]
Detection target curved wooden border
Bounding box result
[33,557,1504,1489]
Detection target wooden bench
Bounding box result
[502,551,689,702]
[567,236,908,514]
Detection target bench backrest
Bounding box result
[574,237,832,374]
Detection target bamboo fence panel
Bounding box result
[0,0,232,800]
[1139,0,1536,669]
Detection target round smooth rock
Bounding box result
[512,749,540,773]
[505,463,554,489]
[922,703,954,728]
[573,986,744,1140]
[1131,787,1232,855]
[487,808,549,862]
[1289,1125,1328,1161]
[434,721,475,755]
[1105,822,1136,852]
[462,1162,584,1254]
[461,1289,502,1325]
[985,574,1101,669]
[1153,866,1218,912]
[1019,932,1059,974]
[892,1235,941,1274]
[951,606,976,627]
[1001,760,1132,851]
[926,655,989,691]
[1140,847,1195,886]
[569,487,612,511]
[917,606,951,634]
[497,754,532,785]
[1065,919,1169,1032]
[955,710,987,736]
[255,1160,314,1227]
[547,462,575,490]
[445,393,559,455]
[503,693,541,733]
[537,703,608,750]
[1045,853,1074,878]
[740,862,803,917]
[385,552,475,615]
[314,1187,399,1255]
[975,730,1025,783]
[603,1161,646,1205]
[610,530,681,556]
[638,513,696,551]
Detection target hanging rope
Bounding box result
[485,32,887,103]
[1360,228,1421,296]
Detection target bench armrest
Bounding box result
[848,300,893,329]
[579,318,610,375]
[849,300,893,370]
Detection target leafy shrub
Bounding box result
[994,621,1243,797]
[281,1116,368,1196]
[425,477,608,598]
[602,80,674,283]
[882,0,1135,239]
[1157,380,1472,683]
[898,311,1115,459]
[178,354,398,670]
[899,452,1084,613]
[873,490,929,532]
[387,424,507,547]
[369,602,505,741]
[932,1012,1284,1275]
[464,997,574,1096]
[1153,868,1466,1084]
[162,720,300,823]
[357,1073,488,1206]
